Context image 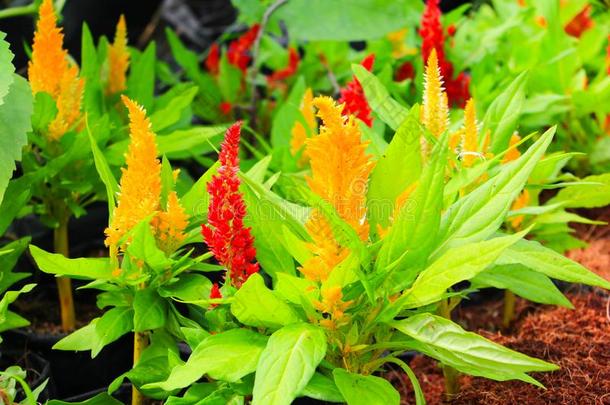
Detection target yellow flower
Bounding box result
[461,98,478,167]
[421,49,448,138]
[153,191,189,254]
[105,96,161,250]
[503,133,522,163]
[48,65,84,140]
[313,286,352,330]
[28,0,67,97]
[106,15,130,95]
[510,189,530,229]
[290,88,316,166]
[387,29,416,59]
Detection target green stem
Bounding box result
[53,216,75,332]
[502,290,516,329]
[0,4,37,20]
[438,299,459,401]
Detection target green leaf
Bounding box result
[181,162,219,220]
[391,313,557,386]
[150,329,267,391]
[47,393,123,405]
[31,91,57,132]
[253,323,327,405]
[549,174,610,209]
[158,273,212,301]
[299,373,344,403]
[271,77,306,149]
[151,85,199,132]
[0,284,35,331]
[353,65,408,130]
[80,23,104,119]
[218,52,242,103]
[126,219,172,273]
[30,245,112,280]
[231,274,302,329]
[0,32,15,104]
[484,72,528,153]
[134,289,168,332]
[367,112,422,232]
[497,238,610,289]
[437,127,554,252]
[394,231,526,310]
[472,264,573,307]
[333,369,399,405]
[275,0,416,41]
[0,177,32,235]
[275,273,318,306]
[0,75,32,205]
[87,119,118,217]
[0,238,31,294]
[127,42,156,110]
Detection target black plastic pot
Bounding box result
[61,382,131,403]
[4,329,132,399]
[0,349,52,402]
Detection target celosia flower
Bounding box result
[564,5,593,38]
[267,47,300,86]
[227,24,260,73]
[201,122,259,288]
[503,133,522,163]
[422,50,449,138]
[28,0,84,141]
[314,286,353,330]
[105,96,161,250]
[219,101,232,116]
[387,29,415,59]
[395,61,415,82]
[339,54,375,127]
[299,96,374,282]
[205,43,220,75]
[209,283,222,308]
[153,191,188,255]
[419,0,470,107]
[460,98,479,167]
[106,15,130,95]
[290,88,316,165]
[447,24,457,37]
[510,189,530,229]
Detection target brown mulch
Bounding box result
[394,292,610,405]
[567,207,610,282]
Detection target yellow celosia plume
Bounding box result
[461,98,478,167]
[28,0,84,141]
[154,191,188,254]
[298,96,374,282]
[422,49,448,138]
[106,15,130,95]
[290,88,316,165]
[314,286,352,330]
[105,96,161,250]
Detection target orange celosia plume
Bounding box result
[105,96,162,250]
[299,96,374,282]
[29,0,84,141]
[107,15,130,95]
[503,133,522,163]
[154,191,188,255]
[461,98,479,167]
[422,49,449,138]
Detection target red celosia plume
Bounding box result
[419,0,470,107]
[205,42,220,75]
[564,5,594,38]
[227,24,260,73]
[209,283,222,307]
[201,122,259,288]
[395,61,415,82]
[267,47,300,85]
[339,54,375,127]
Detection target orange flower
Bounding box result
[422,49,448,138]
[503,134,522,163]
[106,15,130,95]
[47,66,84,140]
[461,98,479,167]
[299,96,374,282]
[290,88,316,165]
[154,191,188,254]
[510,189,530,229]
[314,286,352,330]
[105,96,161,250]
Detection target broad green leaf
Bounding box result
[0,238,31,295]
[134,289,168,332]
[231,274,301,329]
[484,72,528,153]
[0,177,32,235]
[151,85,199,132]
[549,174,610,208]
[30,245,112,280]
[126,219,172,273]
[0,284,35,332]
[391,313,557,386]
[165,28,201,80]
[437,127,554,252]
[333,369,399,405]
[158,273,212,301]
[127,42,156,110]
[275,273,318,305]
[299,372,344,403]
[150,329,267,391]
[367,112,422,232]
[394,231,525,310]
[497,238,610,289]
[472,264,572,307]
[0,75,32,204]
[353,65,408,130]
[252,323,327,405]
[181,162,219,220]
[0,32,15,104]
[31,91,57,132]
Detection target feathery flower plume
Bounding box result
[339,54,375,127]
[205,43,220,75]
[209,283,222,308]
[47,66,85,140]
[419,0,469,107]
[503,133,522,163]
[290,88,316,165]
[422,50,449,138]
[510,189,530,229]
[154,191,188,255]
[105,96,161,250]
[227,24,260,73]
[299,97,374,282]
[461,98,479,167]
[106,15,130,95]
[395,61,415,82]
[314,286,353,330]
[267,47,300,86]
[564,5,593,38]
[201,122,259,288]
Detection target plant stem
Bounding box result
[438,299,459,401]
[53,216,75,332]
[502,290,516,329]
[0,4,37,20]
[132,331,149,405]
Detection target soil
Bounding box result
[566,207,610,281]
[395,292,610,404]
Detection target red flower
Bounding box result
[205,43,220,75]
[447,24,457,37]
[227,24,260,73]
[395,61,415,81]
[219,101,232,116]
[564,5,594,38]
[267,47,300,86]
[202,122,259,288]
[209,283,222,308]
[338,54,375,127]
[419,0,470,107]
